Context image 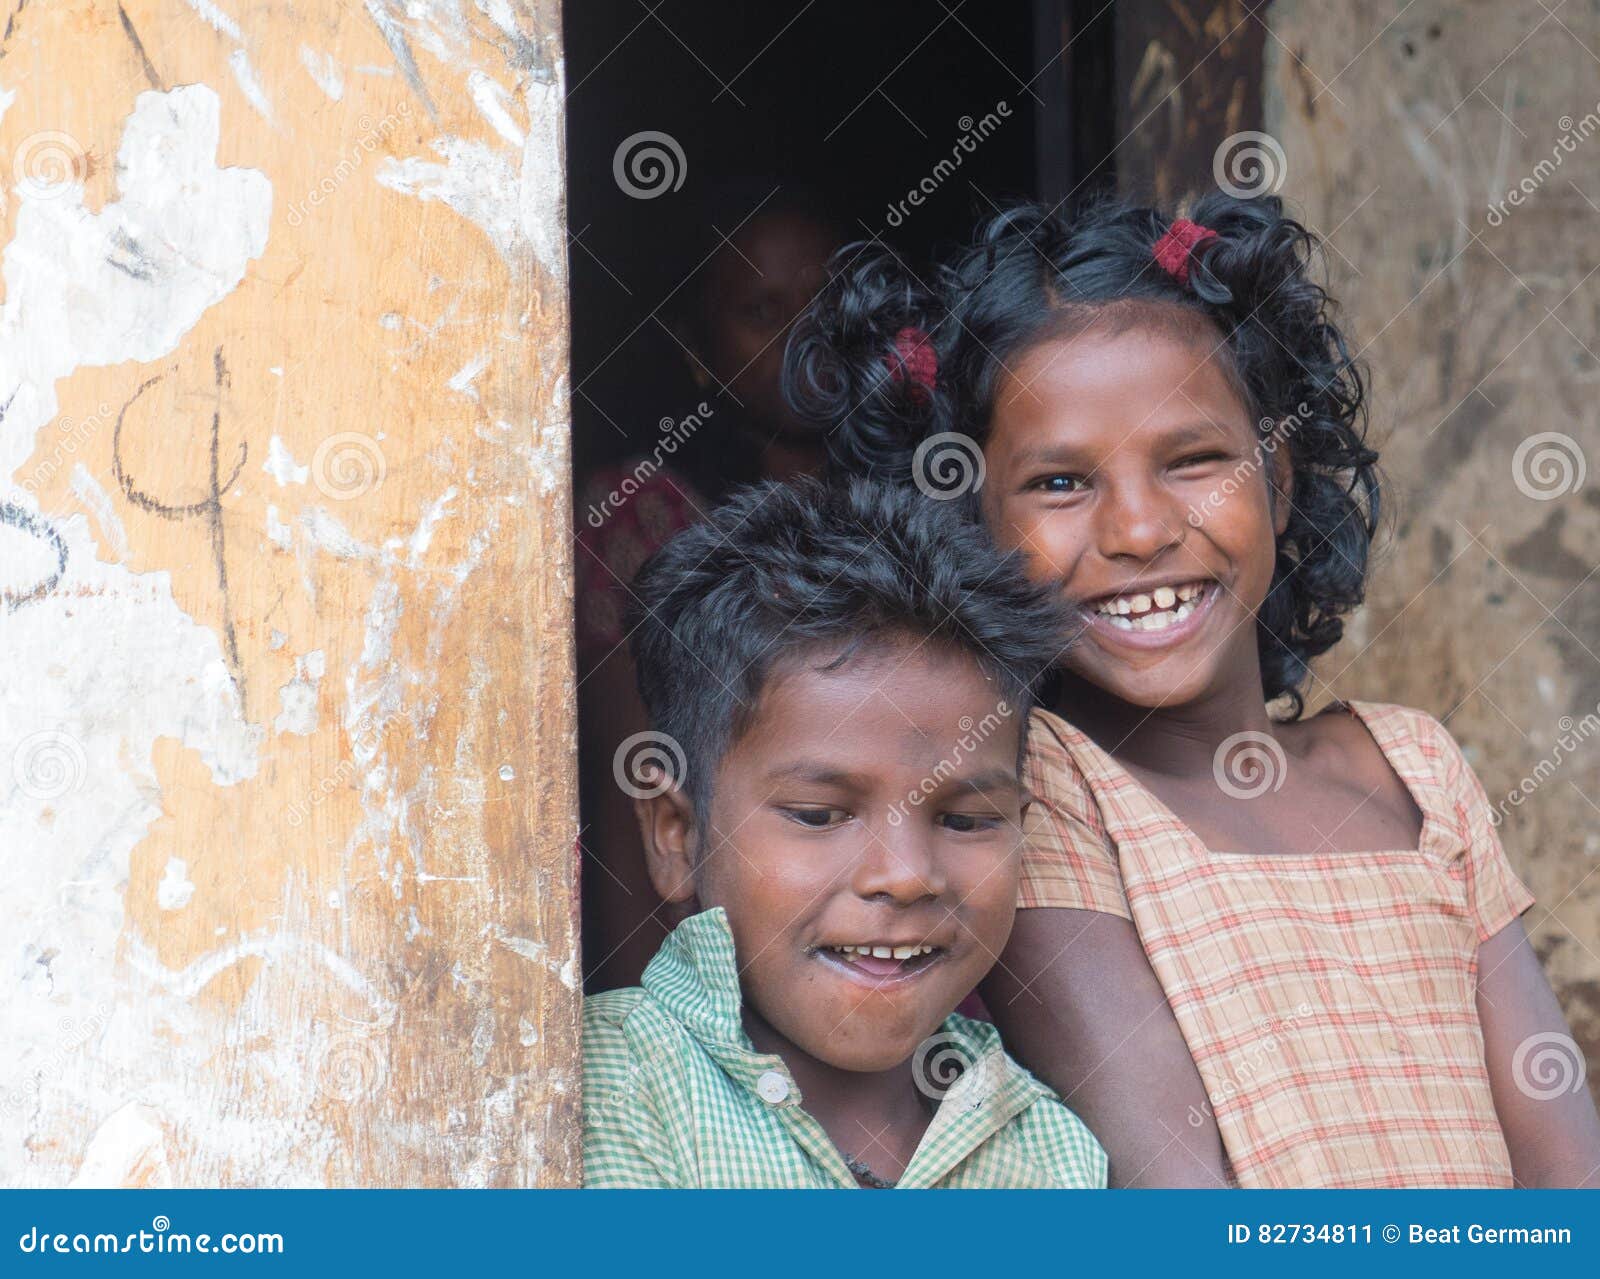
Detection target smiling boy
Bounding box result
[582,478,1106,1189]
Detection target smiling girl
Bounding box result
[789,193,1600,1188]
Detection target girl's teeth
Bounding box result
[1095,583,1208,622]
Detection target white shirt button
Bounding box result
[755,1071,789,1104]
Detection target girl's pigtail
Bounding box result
[1181,191,1380,715]
[784,242,949,482]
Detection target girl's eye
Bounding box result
[782,807,847,829]
[939,811,1004,834]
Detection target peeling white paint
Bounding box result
[182,0,244,43]
[68,1103,173,1188]
[0,84,269,1186]
[299,45,346,100]
[273,650,326,736]
[468,69,524,146]
[264,434,309,485]
[266,503,294,550]
[374,63,567,280]
[157,858,197,911]
[68,464,128,561]
[495,930,579,991]
[407,486,457,564]
[229,49,275,124]
[447,350,489,400]
[127,930,397,1024]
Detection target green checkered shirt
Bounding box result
[583,908,1107,1188]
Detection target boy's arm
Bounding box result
[1477,917,1600,1187]
[982,907,1231,1188]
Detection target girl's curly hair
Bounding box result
[785,192,1380,717]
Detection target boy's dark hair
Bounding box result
[626,476,1069,824]
[785,192,1380,717]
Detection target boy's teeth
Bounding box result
[830,943,936,961]
[1153,586,1176,609]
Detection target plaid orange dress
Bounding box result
[1018,700,1535,1189]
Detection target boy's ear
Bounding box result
[635,782,700,907]
[1268,432,1294,538]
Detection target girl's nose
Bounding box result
[1095,475,1186,562]
[850,825,947,904]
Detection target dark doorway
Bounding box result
[562,0,1117,989]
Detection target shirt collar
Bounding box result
[640,907,1057,1177]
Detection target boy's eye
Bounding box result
[781,806,848,829]
[1173,451,1229,468]
[1031,474,1084,495]
[939,811,1004,834]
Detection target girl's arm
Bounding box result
[982,907,1231,1188]
[1478,917,1600,1187]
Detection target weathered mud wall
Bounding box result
[1267,0,1600,1094]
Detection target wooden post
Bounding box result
[0,0,580,1186]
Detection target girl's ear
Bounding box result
[1268,430,1294,538]
[635,782,700,907]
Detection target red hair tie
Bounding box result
[886,326,937,403]
[1152,218,1218,285]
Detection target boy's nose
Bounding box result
[850,826,948,904]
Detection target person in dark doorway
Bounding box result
[576,183,845,991]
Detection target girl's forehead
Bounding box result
[991,323,1251,434]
